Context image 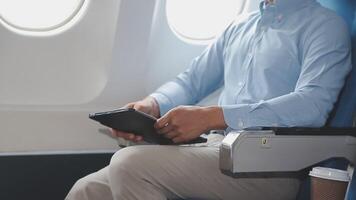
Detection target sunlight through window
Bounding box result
[166,0,247,44]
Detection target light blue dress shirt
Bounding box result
[151,0,352,130]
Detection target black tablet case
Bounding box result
[89,108,207,145]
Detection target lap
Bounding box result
[109,135,300,200]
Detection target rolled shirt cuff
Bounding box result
[149,93,173,117]
[221,103,279,130]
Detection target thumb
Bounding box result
[124,102,136,109]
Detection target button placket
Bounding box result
[233,34,255,98]
[233,25,266,102]
[237,119,244,129]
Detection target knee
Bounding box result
[109,146,144,172]
[108,146,147,180]
[108,146,167,199]
[66,176,93,200]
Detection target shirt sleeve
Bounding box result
[222,18,352,129]
[150,24,235,116]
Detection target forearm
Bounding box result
[221,90,335,130]
[150,81,196,116]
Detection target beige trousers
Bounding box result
[66,134,300,200]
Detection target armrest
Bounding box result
[219,129,356,175]
[263,127,356,136]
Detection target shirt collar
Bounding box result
[260,0,315,16]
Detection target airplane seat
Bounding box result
[296,0,356,199]
[321,0,356,128]
[286,0,356,199]
[300,1,356,199]
[219,1,356,199]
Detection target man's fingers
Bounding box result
[114,130,143,142]
[172,133,196,143]
[111,129,136,141]
[155,115,170,129]
[156,124,174,134]
[134,136,143,142]
[110,128,118,137]
[172,136,188,144]
[117,132,134,140]
[124,102,135,109]
[164,131,180,139]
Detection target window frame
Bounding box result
[0,0,86,33]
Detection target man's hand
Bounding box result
[111,96,160,142]
[154,106,227,143]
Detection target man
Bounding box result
[66,0,351,199]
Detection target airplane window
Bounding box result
[0,0,86,32]
[166,0,247,44]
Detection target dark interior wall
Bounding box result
[0,153,113,200]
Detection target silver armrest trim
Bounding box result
[220,130,356,174]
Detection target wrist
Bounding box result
[145,96,160,118]
[201,106,227,130]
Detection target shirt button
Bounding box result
[238,82,243,86]
[276,14,283,22]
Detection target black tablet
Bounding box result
[89,108,207,145]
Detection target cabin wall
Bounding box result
[0,0,260,153]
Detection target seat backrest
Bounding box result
[317,3,356,199]
[321,0,356,127]
[297,1,356,200]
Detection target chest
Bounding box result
[223,19,302,79]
